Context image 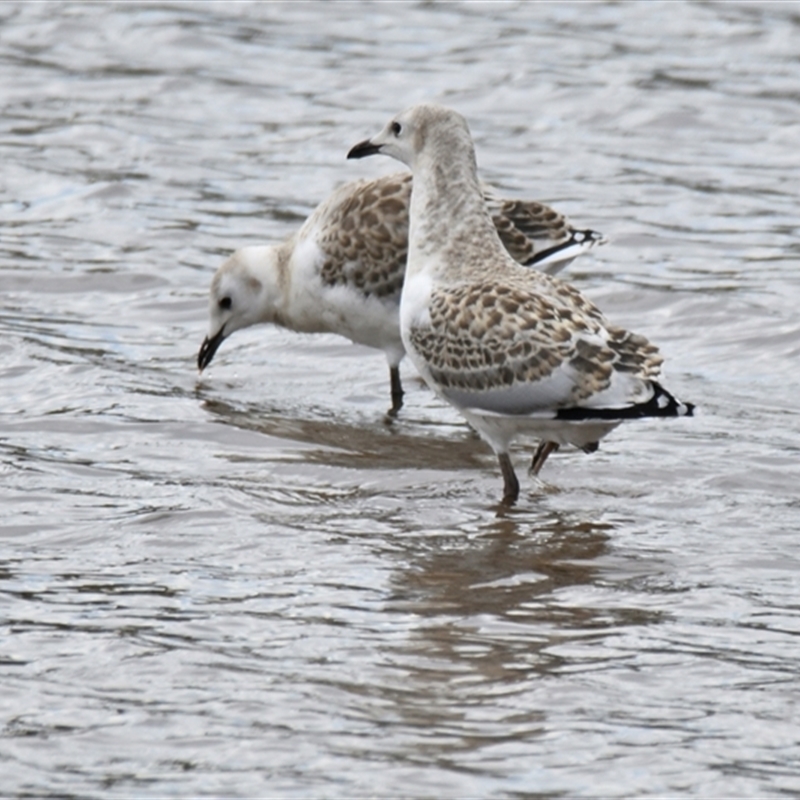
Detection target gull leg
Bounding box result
[530,441,559,476]
[387,366,404,417]
[498,452,520,506]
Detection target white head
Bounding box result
[347,103,476,173]
[197,246,284,371]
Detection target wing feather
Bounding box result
[407,273,663,416]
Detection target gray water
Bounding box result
[1,1,799,797]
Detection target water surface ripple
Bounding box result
[1,2,799,797]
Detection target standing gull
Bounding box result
[197,171,605,416]
[348,105,693,504]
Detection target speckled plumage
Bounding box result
[315,174,410,300]
[347,104,693,503]
[313,172,603,299]
[409,274,663,405]
[198,170,605,416]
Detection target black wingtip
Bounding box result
[523,228,607,268]
[555,383,695,422]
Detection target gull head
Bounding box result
[198,247,280,371]
[347,103,474,170]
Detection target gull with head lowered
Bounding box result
[347,104,693,504]
[197,171,605,416]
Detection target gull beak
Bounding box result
[197,326,226,371]
[347,138,382,159]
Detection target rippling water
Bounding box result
[2,1,799,796]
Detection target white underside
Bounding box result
[441,364,654,416]
[287,239,405,366]
[459,408,620,454]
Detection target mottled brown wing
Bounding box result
[309,174,594,301]
[408,274,663,410]
[483,191,572,265]
[314,174,412,300]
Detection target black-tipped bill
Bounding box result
[347,138,382,159]
[197,326,225,371]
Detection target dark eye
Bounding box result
[219,296,232,311]
[390,121,402,136]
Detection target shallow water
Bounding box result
[1,1,799,796]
